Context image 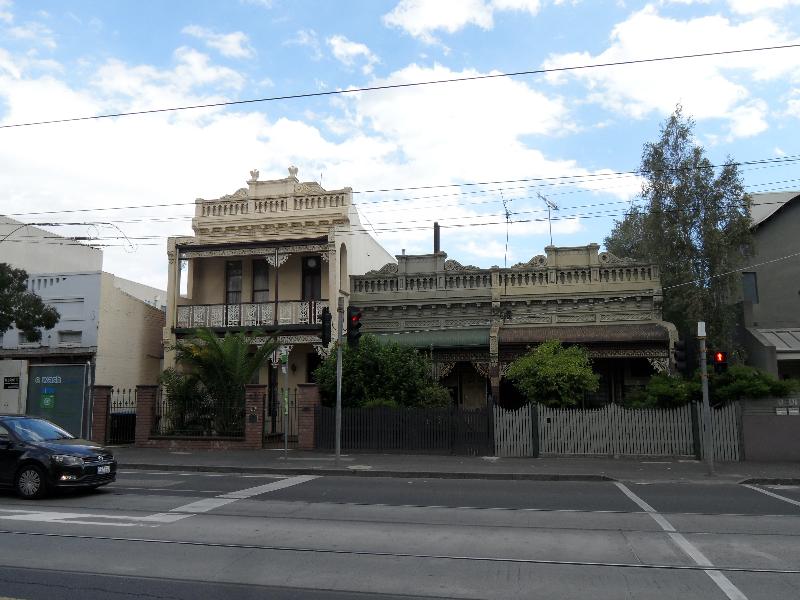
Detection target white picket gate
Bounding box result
[700,402,741,462]
[493,405,535,457]
[537,404,696,457]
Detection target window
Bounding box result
[18,332,37,345]
[742,272,759,304]
[226,261,242,305]
[58,331,82,345]
[0,424,10,440]
[252,259,270,303]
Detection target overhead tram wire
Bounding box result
[5,154,800,221]
[2,43,799,130]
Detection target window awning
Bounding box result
[373,328,489,348]
[749,328,800,360]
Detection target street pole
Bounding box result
[335,296,344,468]
[697,321,715,476]
[281,348,289,462]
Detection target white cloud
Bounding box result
[543,6,800,139]
[727,0,800,14]
[182,25,255,59]
[383,0,543,44]
[0,0,12,24]
[285,29,322,60]
[327,35,379,74]
[8,22,56,49]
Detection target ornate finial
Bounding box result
[248,169,259,182]
[288,165,299,178]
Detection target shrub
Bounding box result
[505,340,600,407]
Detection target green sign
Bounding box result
[41,390,55,409]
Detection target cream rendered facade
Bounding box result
[164,166,394,399]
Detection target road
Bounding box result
[0,469,799,599]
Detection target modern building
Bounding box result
[738,191,800,379]
[164,166,394,434]
[350,229,675,408]
[0,217,166,435]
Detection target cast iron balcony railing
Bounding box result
[176,300,328,329]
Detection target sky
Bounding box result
[0,0,799,290]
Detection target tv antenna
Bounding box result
[502,193,512,268]
[537,192,558,246]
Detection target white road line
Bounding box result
[743,484,800,508]
[615,482,748,600]
[165,475,319,519]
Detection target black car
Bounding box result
[0,415,117,499]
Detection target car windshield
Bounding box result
[4,418,75,442]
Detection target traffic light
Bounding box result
[346,305,362,347]
[673,339,687,377]
[320,307,332,346]
[712,350,728,374]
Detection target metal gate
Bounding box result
[107,388,137,445]
[315,406,492,455]
[264,389,298,448]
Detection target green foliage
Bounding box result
[622,374,699,408]
[171,328,278,404]
[604,106,752,353]
[159,329,278,436]
[505,340,600,407]
[711,365,796,405]
[313,334,451,408]
[625,365,796,409]
[0,263,60,341]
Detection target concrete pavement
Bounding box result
[109,446,799,484]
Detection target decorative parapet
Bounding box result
[192,167,352,228]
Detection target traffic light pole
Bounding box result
[335,296,344,468]
[697,322,715,476]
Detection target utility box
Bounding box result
[0,360,29,415]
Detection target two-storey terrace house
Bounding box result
[350,232,676,408]
[165,167,393,434]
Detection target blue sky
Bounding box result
[1,0,799,288]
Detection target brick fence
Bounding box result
[297,383,321,450]
[90,385,112,444]
[134,384,266,450]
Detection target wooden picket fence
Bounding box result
[537,403,696,457]
[493,404,535,457]
[702,402,741,462]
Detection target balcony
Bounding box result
[176,300,328,329]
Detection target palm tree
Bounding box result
[162,329,278,436]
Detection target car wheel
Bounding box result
[15,465,48,499]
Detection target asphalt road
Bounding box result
[0,470,799,599]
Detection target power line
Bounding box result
[2,44,799,129]
[4,155,799,221]
[663,250,800,291]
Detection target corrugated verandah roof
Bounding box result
[499,323,670,344]
[373,328,489,348]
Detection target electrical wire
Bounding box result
[2,43,799,130]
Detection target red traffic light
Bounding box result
[713,351,727,364]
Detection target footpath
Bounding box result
[111,447,799,485]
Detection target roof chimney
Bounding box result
[434,222,440,253]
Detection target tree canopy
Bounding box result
[505,340,599,407]
[604,106,752,354]
[314,334,451,408]
[0,262,59,342]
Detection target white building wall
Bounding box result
[95,273,165,388]
[339,205,395,277]
[0,271,101,351]
[0,216,102,273]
